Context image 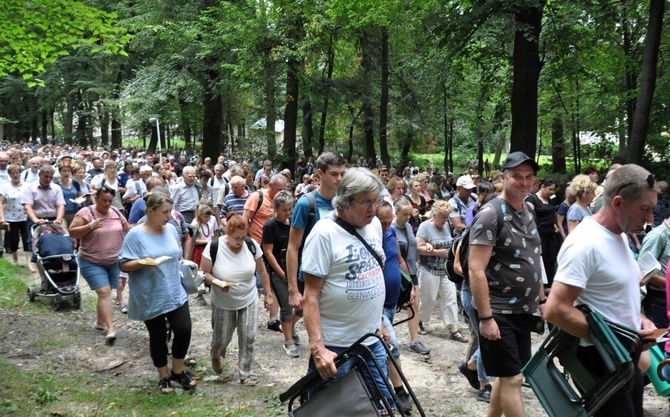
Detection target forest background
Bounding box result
[1,0,669,177]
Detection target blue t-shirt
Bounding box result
[382,228,402,310]
[128,198,146,224]
[58,182,80,214]
[118,224,186,321]
[291,190,334,282]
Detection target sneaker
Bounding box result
[458,362,479,390]
[283,341,299,358]
[292,331,300,346]
[409,340,430,355]
[194,294,207,306]
[396,391,412,414]
[476,384,492,403]
[267,320,281,332]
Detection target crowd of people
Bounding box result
[0,141,668,417]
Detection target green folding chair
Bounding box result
[522,306,639,417]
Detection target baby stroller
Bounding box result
[27,223,80,311]
[280,333,425,417]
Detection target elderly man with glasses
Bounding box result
[301,167,395,413]
[545,165,658,417]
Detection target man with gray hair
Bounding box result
[170,166,200,223]
[301,167,395,413]
[546,164,658,417]
[210,163,228,205]
[244,173,288,330]
[22,157,42,183]
[21,164,65,267]
[217,175,249,229]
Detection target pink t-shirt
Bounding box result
[76,206,127,265]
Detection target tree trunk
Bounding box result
[75,92,87,146]
[64,94,74,142]
[110,68,123,150]
[99,105,109,147]
[202,69,222,159]
[50,105,56,141]
[318,35,335,155]
[509,1,545,157]
[621,5,636,142]
[359,28,377,161]
[283,57,300,171]
[443,85,451,174]
[301,97,314,161]
[148,121,158,154]
[265,65,277,160]
[179,98,192,147]
[628,0,664,164]
[551,113,566,173]
[379,27,390,167]
[41,109,48,143]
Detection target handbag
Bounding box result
[179,260,205,294]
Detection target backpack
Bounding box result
[296,191,318,270]
[209,236,257,265]
[446,198,505,284]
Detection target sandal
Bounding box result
[157,377,174,394]
[119,304,128,314]
[418,322,428,335]
[240,377,257,386]
[184,357,197,367]
[170,370,197,390]
[450,330,469,343]
[211,357,223,374]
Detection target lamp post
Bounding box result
[149,117,161,152]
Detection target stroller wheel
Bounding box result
[53,294,63,311]
[73,291,82,309]
[27,288,36,302]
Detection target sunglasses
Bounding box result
[614,174,655,196]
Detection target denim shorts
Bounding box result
[78,256,120,290]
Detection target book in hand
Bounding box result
[643,328,669,344]
[70,197,87,205]
[211,279,240,289]
[138,256,172,266]
[638,252,661,285]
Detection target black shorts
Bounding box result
[479,313,533,377]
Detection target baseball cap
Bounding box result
[456,175,476,189]
[501,151,539,173]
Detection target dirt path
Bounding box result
[2,271,669,416]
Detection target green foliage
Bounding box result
[0,0,130,85]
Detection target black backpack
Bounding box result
[446,198,505,284]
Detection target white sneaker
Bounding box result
[283,341,299,358]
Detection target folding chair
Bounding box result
[280,333,425,417]
[522,305,639,417]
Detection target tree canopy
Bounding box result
[1,0,669,174]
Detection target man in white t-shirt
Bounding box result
[301,167,394,413]
[210,164,228,204]
[545,164,658,417]
[22,157,41,183]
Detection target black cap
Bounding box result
[501,151,539,173]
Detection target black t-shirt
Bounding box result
[262,216,290,274]
[525,193,557,236]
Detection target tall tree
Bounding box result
[509,1,545,156]
[628,0,665,163]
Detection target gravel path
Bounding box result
[2,270,669,416]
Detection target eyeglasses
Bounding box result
[353,197,383,209]
[614,174,655,196]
